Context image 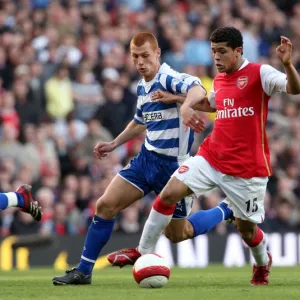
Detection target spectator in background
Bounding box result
[184,24,212,66]
[45,65,73,120]
[28,60,46,118]
[57,34,82,67]
[10,210,41,235]
[0,76,5,97]
[72,67,104,122]
[32,126,58,177]
[0,124,23,168]
[36,187,55,233]
[94,69,128,137]
[75,119,113,161]
[60,189,84,234]
[261,199,296,232]
[14,77,40,126]
[163,36,186,72]
[120,202,141,233]
[0,91,20,133]
[76,175,93,211]
[0,46,10,89]
[53,203,69,235]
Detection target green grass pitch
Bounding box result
[0,266,300,300]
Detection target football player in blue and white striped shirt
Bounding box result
[53,32,232,285]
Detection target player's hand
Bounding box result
[180,106,205,133]
[276,36,293,66]
[151,89,179,104]
[93,141,116,159]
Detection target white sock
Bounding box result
[5,192,18,207]
[138,208,173,255]
[250,232,268,266]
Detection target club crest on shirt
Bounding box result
[178,165,189,174]
[236,76,248,89]
[123,164,131,170]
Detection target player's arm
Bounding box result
[180,85,207,132]
[284,63,300,94]
[113,120,146,148]
[151,89,215,112]
[276,36,300,94]
[94,120,146,160]
[155,73,214,112]
[261,36,300,97]
[151,91,185,104]
[94,87,147,160]
[193,97,216,112]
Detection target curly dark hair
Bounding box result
[210,27,243,50]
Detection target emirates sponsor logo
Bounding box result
[217,98,254,119]
[236,76,248,89]
[216,106,254,119]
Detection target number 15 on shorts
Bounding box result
[245,198,258,214]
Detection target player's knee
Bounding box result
[96,196,120,219]
[160,187,176,205]
[161,183,182,205]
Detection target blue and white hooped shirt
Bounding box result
[133,63,202,161]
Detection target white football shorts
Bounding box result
[172,156,268,224]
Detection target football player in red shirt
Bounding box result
[109,27,300,285]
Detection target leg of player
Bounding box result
[137,176,192,254]
[108,197,233,266]
[52,175,143,285]
[235,218,272,285]
[164,199,233,243]
[107,156,231,266]
[0,185,42,221]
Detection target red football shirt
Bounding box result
[197,61,287,178]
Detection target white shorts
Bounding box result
[173,156,268,224]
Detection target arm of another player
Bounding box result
[151,89,215,112]
[276,36,300,94]
[180,85,208,132]
[94,120,146,159]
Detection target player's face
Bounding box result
[211,42,243,74]
[130,42,161,81]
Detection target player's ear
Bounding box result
[235,47,243,56]
[157,48,161,58]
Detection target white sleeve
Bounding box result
[208,83,216,109]
[260,64,287,96]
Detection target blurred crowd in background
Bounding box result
[0,0,300,237]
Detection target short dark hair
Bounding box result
[210,27,243,50]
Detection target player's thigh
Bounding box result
[165,218,194,243]
[172,156,217,197]
[160,176,193,205]
[97,175,144,217]
[219,176,268,224]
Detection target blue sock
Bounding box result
[0,193,9,210]
[0,192,24,210]
[218,201,232,220]
[188,202,232,237]
[77,215,115,275]
[15,192,24,208]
